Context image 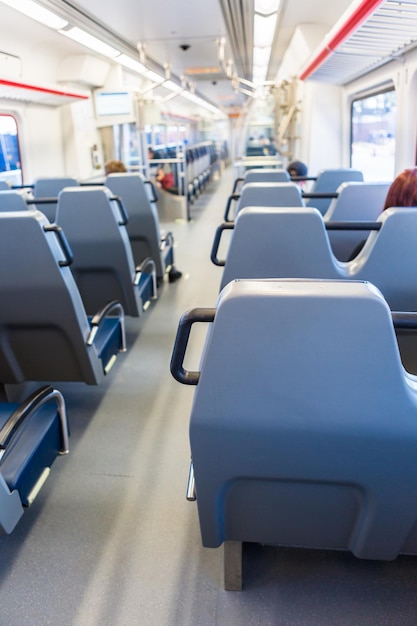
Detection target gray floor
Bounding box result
[1,167,417,626]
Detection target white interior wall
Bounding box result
[301,82,343,176]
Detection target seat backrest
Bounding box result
[235,182,304,218]
[56,186,141,317]
[190,279,417,560]
[0,190,30,212]
[33,177,78,222]
[0,181,10,190]
[306,168,364,215]
[243,169,290,185]
[353,207,417,311]
[105,173,164,278]
[324,181,390,261]
[220,207,337,290]
[221,206,417,311]
[0,210,104,384]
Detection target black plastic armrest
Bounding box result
[302,192,338,199]
[0,386,69,460]
[224,194,240,222]
[43,224,74,266]
[325,221,381,231]
[145,180,159,203]
[232,178,244,193]
[211,222,235,266]
[392,312,417,329]
[109,196,129,225]
[170,308,216,385]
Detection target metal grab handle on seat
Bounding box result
[88,300,126,352]
[135,257,157,300]
[224,193,240,222]
[170,308,216,385]
[110,196,129,225]
[186,462,196,501]
[211,222,235,266]
[43,224,73,266]
[0,386,69,460]
[325,221,381,231]
[160,231,174,251]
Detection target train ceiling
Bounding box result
[2,1,417,109]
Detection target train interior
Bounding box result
[2,0,417,624]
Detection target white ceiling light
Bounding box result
[59,26,121,58]
[252,66,268,85]
[254,0,281,16]
[0,0,68,30]
[253,13,278,48]
[117,54,148,75]
[252,0,279,85]
[253,46,272,67]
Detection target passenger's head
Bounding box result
[104,160,127,175]
[287,160,308,178]
[383,168,417,210]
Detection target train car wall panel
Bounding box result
[61,98,104,180]
[302,82,344,175]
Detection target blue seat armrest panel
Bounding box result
[0,387,69,509]
[87,300,126,373]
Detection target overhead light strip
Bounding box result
[0,0,68,29]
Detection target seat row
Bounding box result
[170,166,417,590]
[0,172,182,533]
[224,174,389,261]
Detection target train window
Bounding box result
[0,114,22,186]
[351,89,396,182]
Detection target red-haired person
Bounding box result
[348,168,417,260]
[382,167,417,210]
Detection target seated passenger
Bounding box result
[104,160,127,175]
[348,167,417,259]
[287,160,308,179]
[156,165,177,194]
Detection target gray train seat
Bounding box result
[56,186,156,317]
[105,173,176,283]
[33,177,78,222]
[224,182,304,221]
[0,385,69,533]
[305,168,363,215]
[0,181,10,190]
[324,181,390,260]
[0,189,33,211]
[213,206,417,373]
[0,210,126,385]
[171,279,417,590]
[232,168,290,192]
